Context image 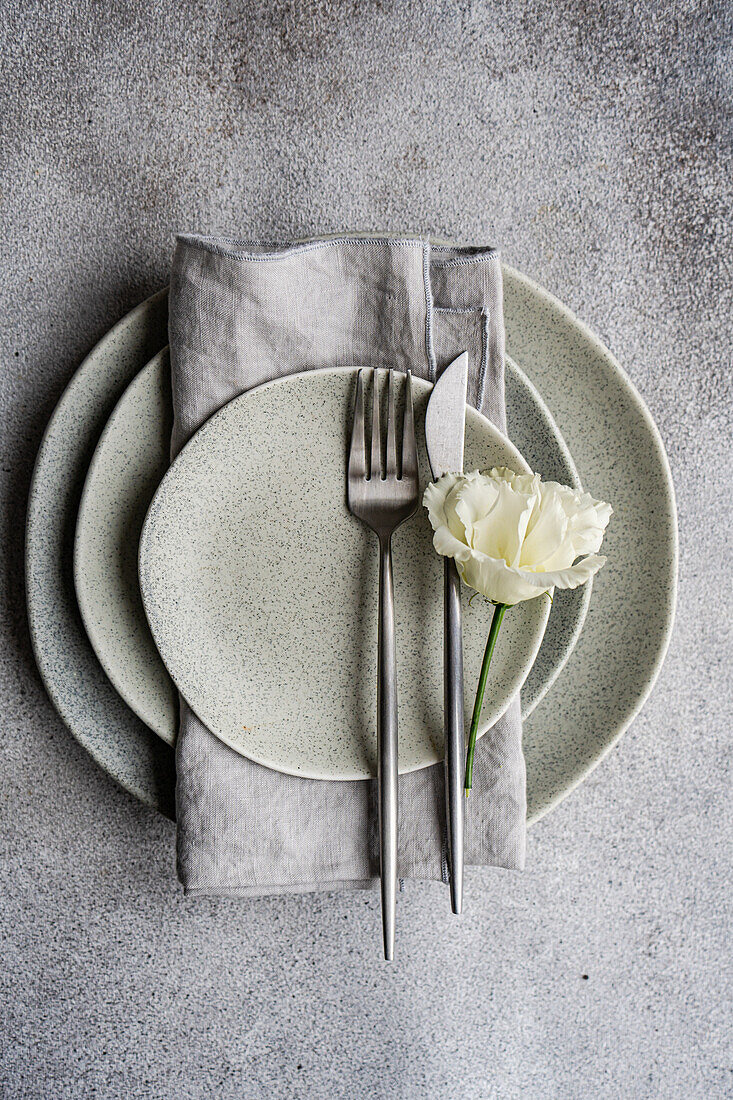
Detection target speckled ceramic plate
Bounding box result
[138,369,550,780]
[26,269,677,817]
[26,290,176,817]
[73,350,178,743]
[73,351,586,747]
[504,270,677,820]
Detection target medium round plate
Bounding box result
[26,267,677,819]
[73,351,586,746]
[138,368,550,780]
[74,350,178,743]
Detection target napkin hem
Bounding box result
[183,879,375,898]
[176,233,428,262]
[430,243,501,266]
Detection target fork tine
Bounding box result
[370,370,382,480]
[348,370,367,479]
[385,370,398,478]
[401,370,417,480]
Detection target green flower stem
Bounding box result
[464,602,508,797]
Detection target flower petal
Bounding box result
[470,478,536,566]
[520,487,570,570]
[551,484,612,560]
[458,550,541,604]
[451,472,499,549]
[515,553,608,591]
[423,474,460,529]
[432,523,473,563]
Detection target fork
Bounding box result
[347,368,419,961]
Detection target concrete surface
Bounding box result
[2,1,731,1097]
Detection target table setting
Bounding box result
[10,0,733,1087]
[26,233,678,960]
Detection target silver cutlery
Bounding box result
[425,352,469,915]
[347,368,419,960]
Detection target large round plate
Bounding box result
[505,270,677,819]
[139,369,550,780]
[73,351,586,746]
[26,269,677,819]
[25,290,176,816]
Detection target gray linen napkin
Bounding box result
[169,235,525,896]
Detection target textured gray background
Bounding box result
[2,1,731,1097]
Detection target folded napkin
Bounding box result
[169,235,525,896]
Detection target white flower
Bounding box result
[423,467,612,606]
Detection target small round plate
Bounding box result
[139,368,550,780]
[73,352,586,746]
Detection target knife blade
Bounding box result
[425,352,469,479]
[425,352,468,915]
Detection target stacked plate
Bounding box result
[26,268,677,820]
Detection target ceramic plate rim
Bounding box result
[26,291,169,738]
[25,289,176,816]
[72,347,174,740]
[507,266,678,822]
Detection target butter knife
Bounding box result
[425,352,468,914]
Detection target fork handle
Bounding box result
[377,534,398,961]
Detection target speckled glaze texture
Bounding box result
[139,369,549,779]
[505,355,590,715]
[503,269,677,820]
[72,348,585,747]
[25,292,176,815]
[27,274,676,812]
[74,349,177,744]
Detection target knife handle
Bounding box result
[444,557,465,914]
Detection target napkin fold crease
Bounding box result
[169,235,525,897]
